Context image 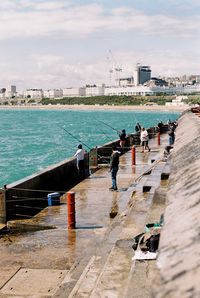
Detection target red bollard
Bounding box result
[157,132,161,146]
[131,146,136,166]
[67,192,76,229]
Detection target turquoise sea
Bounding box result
[0,109,179,187]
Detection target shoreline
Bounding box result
[0,104,188,112]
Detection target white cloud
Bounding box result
[1,47,200,90]
[0,2,199,40]
[33,1,69,11]
[0,1,199,89]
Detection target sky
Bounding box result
[0,0,200,91]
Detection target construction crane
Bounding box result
[107,50,122,86]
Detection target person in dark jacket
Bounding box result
[135,122,141,132]
[168,129,175,145]
[109,145,120,191]
[118,129,126,148]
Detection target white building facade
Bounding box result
[85,85,105,97]
[44,89,63,99]
[63,87,80,97]
[25,89,43,99]
[105,86,154,96]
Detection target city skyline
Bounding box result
[0,0,200,90]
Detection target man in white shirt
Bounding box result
[140,128,151,153]
[74,144,85,176]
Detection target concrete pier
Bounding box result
[0,128,167,297]
[0,111,199,297]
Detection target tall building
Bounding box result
[5,85,17,98]
[134,64,151,85]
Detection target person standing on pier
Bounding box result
[109,145,120,191]
[74,144,85,177]
[135,122,141,133]
[168,127,175,145]
[140,127,151,153]
[118,129,126,148]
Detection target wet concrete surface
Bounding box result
[0,134,170,297]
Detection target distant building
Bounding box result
[84,84,105,97]
[63,87,81,97]
[44,89,63,99]
[0,88,6,100]
[134,64,151,85]
[144,77,168,87]
[104,86,154,96]
[165,95,189,107]
[3,85,17,98]
[25,89,43,100]
[118,77,134,86]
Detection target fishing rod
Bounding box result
[58,124,110,164]
[95,125,114,142]
[99,120,132,137]
[58,125,91,151]
[99,120,120,133]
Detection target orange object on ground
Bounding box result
[67,192,76,229]
[132,146,136,166]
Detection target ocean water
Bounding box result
[0,108,179,187]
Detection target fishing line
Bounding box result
[99,120,131,136]
[57,124,91,150]
[95,125,114,142]
[99,120,120,133]
[58,124,110,164]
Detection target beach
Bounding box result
[0,104,188,112]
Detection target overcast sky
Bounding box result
[0,0,200,90]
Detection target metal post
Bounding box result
[132,146,136,166]
[67,192,76,229]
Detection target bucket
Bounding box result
[47,192,60,206]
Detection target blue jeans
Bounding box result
[111,167,118,189]
[169,136,174,145]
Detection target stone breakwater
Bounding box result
[153,111,200,297]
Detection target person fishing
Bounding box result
[59,124,110,166]
[135,122,141,133]
[74,144,85,177]
[168,127,175,145]
[109,145,121,191]
[140,127,151,153]
[118,129,126,148]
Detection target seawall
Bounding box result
[0,125,162,224]
[153,110,200,297]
